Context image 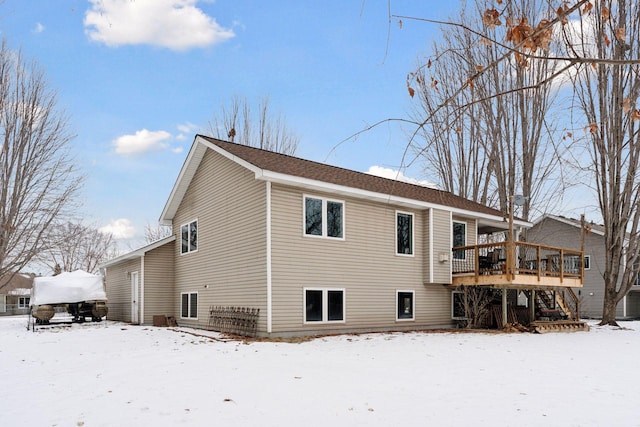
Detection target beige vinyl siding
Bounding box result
[528,218,622,318]
[142,242,175,324]
[172,149,267,330]
[105,258,141,322]
[431,209,452,284]
[270,184,452,335]
[422,209,431,282]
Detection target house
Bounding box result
[0,273,34,316]
[528,215,640,319]
[102,135,582,336]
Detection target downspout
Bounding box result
[140,254,145,325]
[429,208,434,283]
[266,181,273,333]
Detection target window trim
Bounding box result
[396,290,415,321]
[302,195,345,240]
[395,211,415,257]
[451,290,466,320]
[180,219,198,255]
[584,255,590,270]
[452,220,467,260]
[180,291,198,320]
[303,287,346,324]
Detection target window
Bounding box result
[181,292,198,319]
[453,221,467,260]
[584,255,590,270]
[396,212,414,256]
[452,291,466,320]
[304,196,344,239]
[304,288,345,323]
[18,297,30,309]
[396,291,414,320]
[181,220,198,254]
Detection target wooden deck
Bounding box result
[451,242,584,290]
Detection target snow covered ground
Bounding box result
[1,316,638,427]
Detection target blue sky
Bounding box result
[1,0,456,248]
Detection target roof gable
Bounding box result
[533,215,605,237]
[161,135,524,227]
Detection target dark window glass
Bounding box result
[305,198,323,236]
[181,224,189,254]
[453,222,466,259]
[452,292,466,319]
[190,293,198,318]
[397,292,414,319]
[327,201,343,238]
[305,290,323,321]
[397,213,413,255]
[189,221,198,252]
[327,290,344,321]
[584,256,590,270]
[181,293,189,317]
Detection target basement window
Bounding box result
[304,288,345,323]
[181,292,198,319]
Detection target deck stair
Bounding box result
[532,289,588,332]
[536,290,580,321]
[531,320,590,333]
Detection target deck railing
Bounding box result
[452,242,584,283]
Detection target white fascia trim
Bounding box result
[257,169,524,227]
[160,137,208,225]
[99,235,176,268]
[199,136,263,176]
[534,214,606,237]
[140,254,145,325]
[429,208,434,283]
[266,181,273,333]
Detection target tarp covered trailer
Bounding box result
[29,270,108,330]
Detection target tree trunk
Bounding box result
[599,289,619,326]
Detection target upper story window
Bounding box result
[304,196,344,239]
[181,220,198,254]
[396,211,414,256]
[584,255,591,270]
[453,221,467,260]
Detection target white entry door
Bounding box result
[131,271,139,324]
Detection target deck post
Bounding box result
[502,289,508,327]
[530,290,536,324]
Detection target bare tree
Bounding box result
[411,0,569,221]
[38,222,116,274]
[144,221,172,244]
[208,95,300,155]
[0,40,82,290]
[566,0,640,325]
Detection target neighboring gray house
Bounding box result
[528,215,640,319]
[102,135,534,337]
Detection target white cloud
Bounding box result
[177,122,199,134]
[99,218,136,239]
[176,122,200,140]
[366,166,438,189]
[84,0,235,51]
[33,23,45,33]
[113,129,171,155]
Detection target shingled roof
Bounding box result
[200,135,505,218]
